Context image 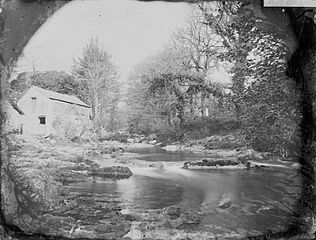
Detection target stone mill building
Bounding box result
[16,85,91,136]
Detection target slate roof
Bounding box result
[32,86,90,108]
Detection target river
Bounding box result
[65,147,301,235]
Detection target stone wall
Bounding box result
[52,100,91,138]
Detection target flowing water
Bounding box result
[125,146,226,162]
[66,147,301,234]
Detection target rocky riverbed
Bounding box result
[1,134,213,239]
[1,133,301,239]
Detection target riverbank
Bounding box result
[4,134,219,239]
[2,133,301,239]
[155,134,299,170]
[1,134,143,239]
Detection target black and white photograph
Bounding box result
[1,0,316,239]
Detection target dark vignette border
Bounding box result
[0,0,315,239]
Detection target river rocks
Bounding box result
[88,166,133,179]
[85,149,101,158]
[162,205,201,226]
[36,214,76,236]
[70,136,81,143]
[123,214,136,221]
[183,158,245,169]
[237,148,272,163]
[179,209,200,224]
[53,155,101,183]
[155,142,167,147]
[54,193,115,219]
[84,142,127,155]
[183,134,246,151]
[218,193,233,209]
[67,156,100,169]
[3,135,138,239]
[148,139,157,145]
[100,146,125,154]
[98,132,130,143]
[162,145,182,151]
[124,133,158,144]
[127,136,146,144]
[69,228,97,239]
[55,167,89,183]
[148,161,165,169]
[127,138,135,143]
[148,133,158,141]
[50,190,132,239]
[94,220,131,238]
[122,205,202,240]
[291,162,301,169]
[246,161,293,169]
[163,205,182,219]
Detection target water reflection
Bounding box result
[126,146,222,162]
[66,166,300,232]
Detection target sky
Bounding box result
[14,0,231,84]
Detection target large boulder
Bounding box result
[237,148,272,163]
[11,168,60,211]
[1,165,61,231]
[99,146,125,155]
[88,166,133,179]
[163,205,182,219]
[183,158,244,169]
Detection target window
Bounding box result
[31,97,37,113]
[39,116,46,125]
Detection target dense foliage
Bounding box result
[127,45,228,139]
[127,2,301,157]
[199,2,301,156]
[10,71,85,102]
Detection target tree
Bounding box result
[128,48,180,129]
[127,43,224,137]
[72,38,120,131]
[9,72,32,101]
[32,71,85,97]
[198,2,301,155]
[10,71,86,102]
[127,47,190,133]
[170,6,225,117]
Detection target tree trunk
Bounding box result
[189,95,194,115]
[177,106,185,126]
[167,113,173,126]
[92,92,100,130]
[234,102,241,122]
[200,92,206,117]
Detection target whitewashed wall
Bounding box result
[17,88,53,135]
